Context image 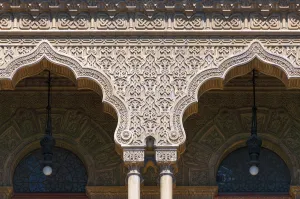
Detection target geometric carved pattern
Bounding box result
[135,13,165,30]
[288,13,300,30]
[250,13,281,30]
[19,13,50,30]
[174,14,204,30]
[175,41,300,157]
[96,13,128,30]
[57,13,90,30]
[0,10,297,31]
[0,38,300,161]
[212,13,243,30]
[1,0,300,165]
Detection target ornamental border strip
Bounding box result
[0,11,299,33]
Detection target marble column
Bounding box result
[127,165,142,199]
[160,165,174,199]
[123,149,144,199]
[155,148,177,199]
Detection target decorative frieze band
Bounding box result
[156,149,177,164]
[1,12,300,31]
[123,149,144,165]
[3,0,300,14]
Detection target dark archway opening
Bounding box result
[13,147,88,193]
[0,65,120,198]
[217,147,291,194]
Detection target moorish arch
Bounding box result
[216,146,291,193]
[175,40,300,152]
[4,134,96,186]
[2,0,300,198]
[13,146,88,193]
[0,41,128,150]
[0,70,123,187]
[209,134,296,185]
[180,68,300,190]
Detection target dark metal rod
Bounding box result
[46,70,52,136]
[252,69,256,108]
[251,69,257,136]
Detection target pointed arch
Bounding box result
[174,40,300,148]
[0,40,128,147]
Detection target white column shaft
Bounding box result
[160,165,173,199]
[160,173,173,199]
[128,166,141,199]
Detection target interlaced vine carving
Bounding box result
[0,38,299,163]
[250,13,281,30]
[19,13,50,30]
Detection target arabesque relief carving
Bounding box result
[0,12,291,31]
[1,37,300,164]
[0,1,299,33]
[0,1,299,198]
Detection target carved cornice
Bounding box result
[0,1,298,34]
[3,1,300,15]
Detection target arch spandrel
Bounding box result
[0,41,128,150]
[1,38,300,163]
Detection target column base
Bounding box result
[0,187,12,199]
[290,186,300,199]
[86,186,127,199]
[86,186,218,199]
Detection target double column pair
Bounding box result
[124,149,176,199]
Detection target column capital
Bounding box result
[127,164,142,180]
[159,164,175,177]
[123,148,144,167]
[155,148,177,165]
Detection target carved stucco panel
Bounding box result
[174,13,205,30]
[0,39,299,163]
[212,13,243,30]
[50,42,249,149]
[174,40,300,159]
[19,13,51,30]
[0,10,297,32]
[250,13,281,30]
